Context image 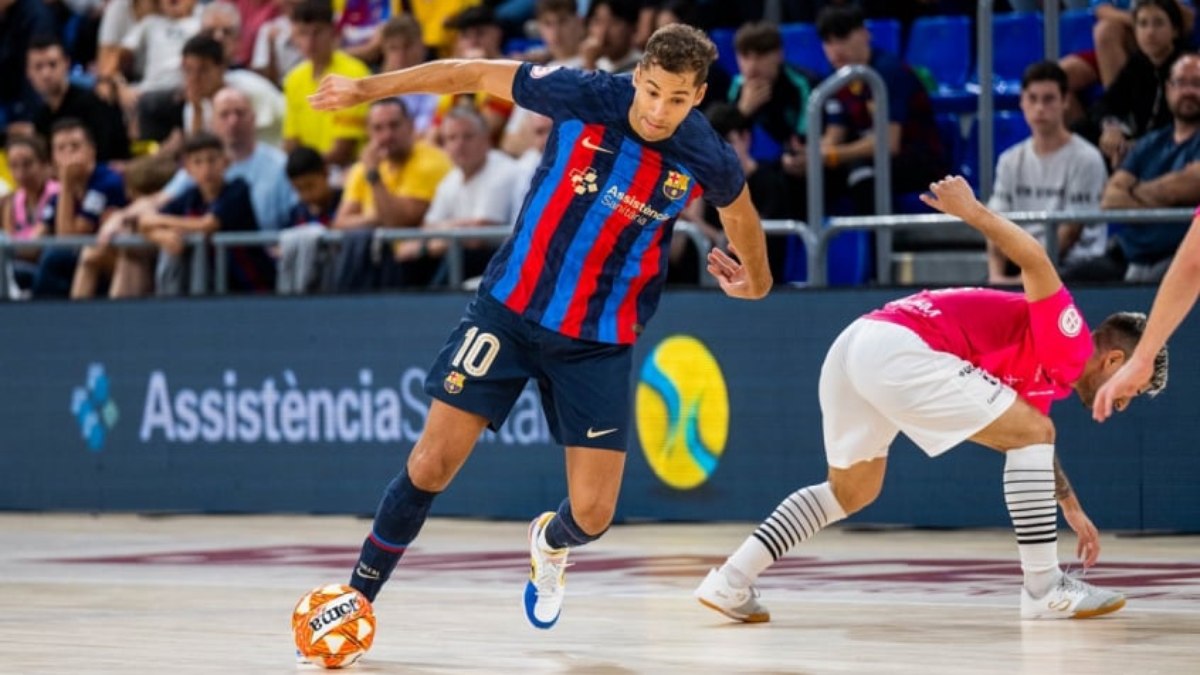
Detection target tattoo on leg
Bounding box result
[1052,455,1074,502]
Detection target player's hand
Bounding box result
[919,175,982,221]
[707,244,755,299]
[309,74,366,111]
[1092,355,1152,421]
[1062,504,1101,568]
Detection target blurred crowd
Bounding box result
[0,0,1195,300]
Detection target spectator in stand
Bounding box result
[200,1,246,68]
[404,0,477,58]
[71,154,177,299]
[817,4,948,213]
[115,0,201,95]
[33,118,127,298]
[0,135,57,296]
[283,0,371,176]
[137,132,274,294]
[510,110,552,214]
[1074,0,1188,169]
[1069,53,1200,283]
[138,35,285,148]
[277,146,343,294]
[1060,0,1193,96]
[332,97,451,291]
[251,0,306,87]
[389,105,518,289]
[161,87,296,232]
[582,0,643,74]
[377,16,437,136]
[500,0,584,157]
[988,62,1109,286]
[653,0,730,108]
[232,0,282,69]
[437,6,515,143]
[0,0,57,128]
[21,35,130,164]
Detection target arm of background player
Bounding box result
[712,185,772,299]
[921,176,1061,302]
[309,60,522,110]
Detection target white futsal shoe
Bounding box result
[694,567,771,623]
[1020,573,1126,619]
[524,512,569,629]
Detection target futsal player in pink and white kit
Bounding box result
[697,175,1170,621]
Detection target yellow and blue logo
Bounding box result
[635,335,728,489]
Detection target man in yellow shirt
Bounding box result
[283,0,372,172]
[334,97,452,288]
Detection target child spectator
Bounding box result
[0,135,58,296]
[134,132,272,294]
[277,145,342,293]
[71,153,177,299]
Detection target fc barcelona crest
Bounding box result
[444,371,466,394]
[663,170,690,200]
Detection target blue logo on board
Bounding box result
[71,363,119,451]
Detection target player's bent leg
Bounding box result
[525,446,625,629]
[970,398,1124,619]
[349,400,489,602]
[695,460,876,623]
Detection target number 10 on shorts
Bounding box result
[451,326,501,377]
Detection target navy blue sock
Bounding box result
[349,469,438,602]
[542,498,607,550]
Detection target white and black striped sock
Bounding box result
[724,482,846,586]
[1004,444,1060,596]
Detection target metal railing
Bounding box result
[805,64,893,286]
[8,208,1188,295]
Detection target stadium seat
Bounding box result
[710,27,738,75]
[1059,8,1095,56]
[961,111,1031,188]
[982,12,1044,108]
[781,23,832,77]
[905,15,975,114]
[866,18,902,56]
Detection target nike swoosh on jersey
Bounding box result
[581,137,614,154]
[586,427,619,438]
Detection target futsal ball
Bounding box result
[292,584,376,669]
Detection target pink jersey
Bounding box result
[865,287,1093,413]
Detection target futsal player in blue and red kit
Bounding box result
[309,24,773,630]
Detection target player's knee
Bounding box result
[567,497,615,536]
[1007,415,1056,449]
[829,475,882,515]
[405,444,456,492]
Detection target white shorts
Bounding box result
[819,318,1018,469]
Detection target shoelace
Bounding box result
[534,551,571,597]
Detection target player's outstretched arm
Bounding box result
[309,60,523,111]
[920,175,1061,302]
[1093,213,1200,420]
[1054,456,1101,567]
[709,185,772,299]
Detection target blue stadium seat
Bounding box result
[1059,8,1095,56]
[710,27,738,75]
[987,12,1044,107]
[905,15,975,114]
[961,112,1032,188]
[781,23,832,77]
[866,18,902,56]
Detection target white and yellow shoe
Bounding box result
[694,567,771,623]
[523,512,569,629]
[1020,573,1126,619]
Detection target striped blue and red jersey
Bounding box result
[479,63,745,345]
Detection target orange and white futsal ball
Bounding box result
[292,584,376,669]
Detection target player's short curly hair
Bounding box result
[1095,311,1169,397]
[641,24,716,87]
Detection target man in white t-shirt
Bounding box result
[389,105,517,288]
[988,61,1109,285]
[119,0,201,93]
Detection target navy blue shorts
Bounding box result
[425,294,633,450]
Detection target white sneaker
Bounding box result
[523,512,569,629]
[694,567,771,623]
[1020,573,1126,619]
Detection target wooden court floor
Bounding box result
[2,513,1197,674]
